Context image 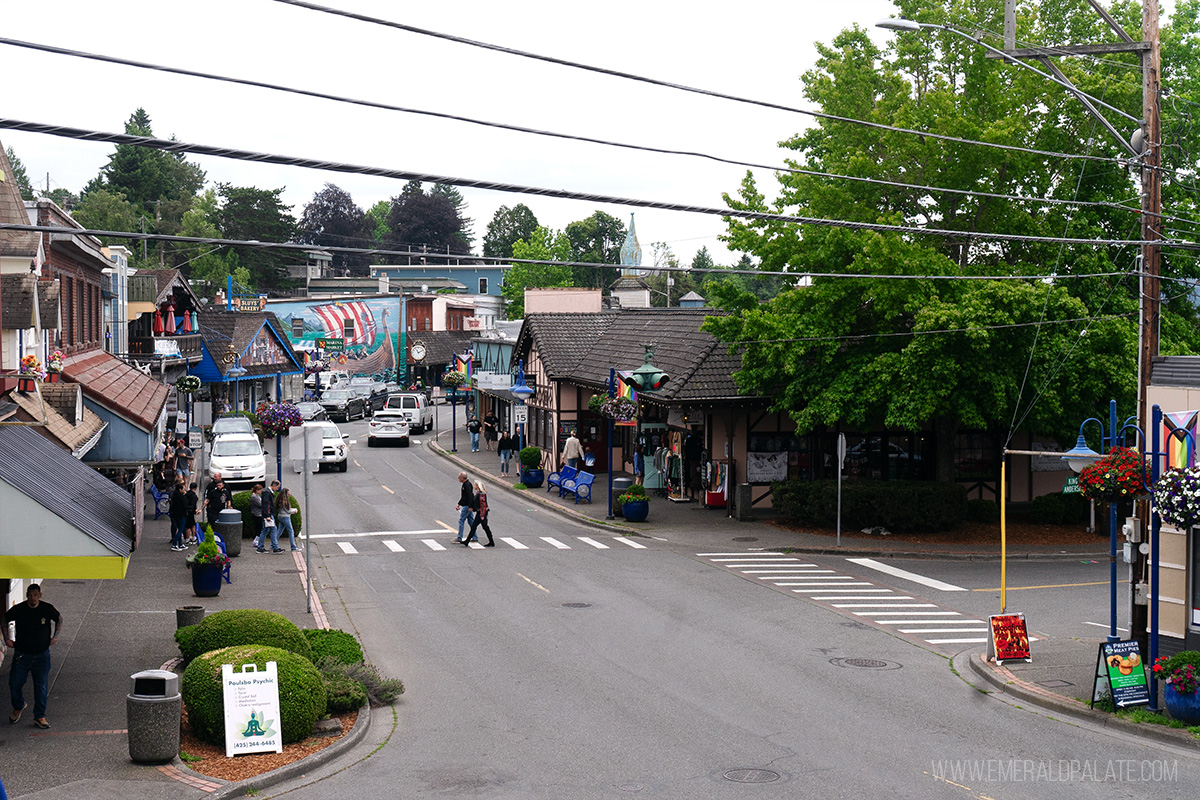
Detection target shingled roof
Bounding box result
[0,274,59,330]
[0,138,39,258]
[516,312,620,378]
[10,384,106,457]
[61,350,169,431]
[196,310,304,379]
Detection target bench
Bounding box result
[150,484,171,520]
[547,465,578,494]
[560,471,595,504]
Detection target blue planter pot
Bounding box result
[522,468,544,488]
[190,562,223,598]
[622,500,649,522]
[1164,684,1200,725]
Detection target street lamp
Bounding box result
[510,360,534,453]
[606,346,670,520]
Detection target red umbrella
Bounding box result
[164,303,176,334]
[181,310,192,333]
[153,309,164,335]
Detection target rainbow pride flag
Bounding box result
[616,371,637,403]
[455,352,473,379]
[1162,410,1198,469]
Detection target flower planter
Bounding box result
[17,377,37,393]
[44,372,61,383]
[189,562,224,597]
[521,468,545,489]
[622,500,649,522]
[1164,684,1200,725]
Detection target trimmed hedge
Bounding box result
[182,644,326,745]
[303,628,364,665]
[966,499,1000,523]
[1027,491,1090,525]
[322,671,368,714]
[772,479,967,532]
[231,490,303,540]
[176,609,313,663]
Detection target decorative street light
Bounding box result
[607,346,670,520]
[510,360,535,453]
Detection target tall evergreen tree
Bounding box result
[5,147,34,200]
[384,182,471,256]
[483,204,540,259]
[214,184,297,291]
[298,183,373,272]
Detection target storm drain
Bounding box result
[274,569,301,574]
[724,768,780,784]
[562,602,592,608]
[830,657,902,670]
[732,537,758,542]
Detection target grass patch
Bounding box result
[512,483,528,490]
[179,751,202,763]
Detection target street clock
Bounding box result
[410,341,427,362]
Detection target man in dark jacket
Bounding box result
[169,481,188,551]
[204,473,232,525]
[454,471,476,543]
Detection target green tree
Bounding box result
[431,183,474,252]
[705,0,1200,474]
[365,200,391,244]
[565,210,625,288]
[214,184,296,292]
[72,188,142,249]
[177,190,247,292]
[384,181,471,256]
[502,227,573,318]
[483,203,540,259]
[97,109,205,218]
[5,146,34,201]
[298,183,373,272]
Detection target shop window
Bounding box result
[955,432,998,482]
[479,277,488,294]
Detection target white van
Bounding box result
[304,371,350,393]
[383,393,434,433]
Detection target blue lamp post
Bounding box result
[510,360,534,453]
[606,346,669,520]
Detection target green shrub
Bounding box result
[966,499,1000,523]
[231,490,303,540]
[1026,492,1090,525]
[512,482,528,490]
[176,609,313,663]
[303,628,364,665]
[182,644,326,745]
[321,670,368,715]
[314,657,404,707]
[519,446,542,469]
[771,479,967,532]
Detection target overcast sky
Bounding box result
[2,0,900,266]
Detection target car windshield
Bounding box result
[323,390,353,402]
[297,402,321,413]
[349,377,371,386]
[213,417,254,435]
[212,439,261,457]
[321,427,342,440]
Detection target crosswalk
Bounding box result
[317,533,651,555]
[698,552,1000,651]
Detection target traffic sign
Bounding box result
[513,406,528,424]
[1063,476,1081,494]
[316,338,344,352]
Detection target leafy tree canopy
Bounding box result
[5,146,34,201]
[502,226,572,319]
[214,184,296,292]
[384,181,471,256]
[298,183,372,272]
[95,109,205,220]
[483,203,540,259]
[565,210,626,288]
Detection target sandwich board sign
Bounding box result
[222,662,283,757]
[1091,639,1150,709]
[987,613,1032,665]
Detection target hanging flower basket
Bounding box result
[1152,466,1200,529]
[305,359,328,376]
[598,395,637,422]
[256,401,303,438]
[1078,446,1147,503]
[175,375,202,394]
[442,370,468,389]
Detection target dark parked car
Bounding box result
[296,401,327,421]
[348,377,388,411]
[319,389,368,422]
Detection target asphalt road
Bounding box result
[273,422,1197,799]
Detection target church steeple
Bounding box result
[619,213,642,276]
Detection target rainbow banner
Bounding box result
[455,352,473,379]
[1162,410,1198,469]
[616,371,637,403]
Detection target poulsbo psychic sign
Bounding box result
[222,662,283,757]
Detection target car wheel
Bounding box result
[367,438,375,448]
[339,459,348,472]
[401,439,410,448]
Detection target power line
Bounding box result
[0,117,1163,251]
[0,37,1132,216]
[272,0,1127,167]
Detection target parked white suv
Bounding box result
[383,393,433,433]
[305,421,351,472]
[207,433,267,485]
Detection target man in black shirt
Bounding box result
[205,473,233,525]
[5,584,61,729]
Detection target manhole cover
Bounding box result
[723,769,780,784]
[830,657,902,670]
[274,569,301,574]
[1037,679,1074,688]
[562,602,592,608]
[732,537,758,542]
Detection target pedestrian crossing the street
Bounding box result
[696,552,1006,651]
[305,530,653,555]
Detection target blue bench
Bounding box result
[547,465,578,493]
[150,484,171,520]
[560,471,595,504]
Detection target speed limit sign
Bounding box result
[513,406,528,424]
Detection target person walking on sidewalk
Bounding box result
[466,415,482,452]
[497,431,514,477]
[183,482,200,544]
[169,480,188,551]
[259,481,282,553]
[461,480,495,547]
[275,487,300,550]
[204,473,232,525]
[562,431,584,470]
[454,471,476,543]
[5,584,61,730]
[483,411,499,451]
[249,484,265,549]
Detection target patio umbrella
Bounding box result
[181,310,192,333]
[164,303,176,334]
[153,309,164,335]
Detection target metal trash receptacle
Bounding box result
[611,478,634,515]
[127,669,181,764]
[735,483,754,521]
[214,507,242,557]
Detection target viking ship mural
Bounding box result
[269,297,396,377]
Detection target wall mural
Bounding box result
[267,297,399,377]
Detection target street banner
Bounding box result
[987,613,1032,664]
[222,662,283,757]
[1091,640,1150,709]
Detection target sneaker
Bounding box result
[271,548,284,553]
[10,707,23,724]
[33,718,49,729]
[256,548,266,553]
[171,545,184,551]
[291,547,301,551]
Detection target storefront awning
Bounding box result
[0,425,135,579]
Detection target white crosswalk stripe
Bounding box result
[542,537,571,549]
[614,537,647,549]
[423,539,447,551]
[383,540,404,552]
[577,537,609,549]
[336,542,358,554]
[305,532,659,554]
[500,537,528,549]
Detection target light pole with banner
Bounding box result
[510,360,534,452]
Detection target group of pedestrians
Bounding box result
[249,481,300,553]
[454,471,494,546]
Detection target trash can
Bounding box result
[214,507,242,557]
[176,605,205,629]
[127,669,181,764]
[611,478,633,515]
[735,483,754,521]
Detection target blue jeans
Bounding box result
[499,449,511,474]
[277,514,297,549]
[9,649,51,719]
[457,505,475,540]
[170,515,186,548]
[470,432,480,451]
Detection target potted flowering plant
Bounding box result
[175,375,201,394]
[1078,447,1147,503]
[18,355,43,391]
[1152,466,1200,529]
[45,350,65,381]
[256,401,303,438]
[617,484,650,522]
[598,395,637,422]
[1152,651,1200,724]
[186,525,231,597]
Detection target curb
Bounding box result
[777,546,1110,561]
[201,702,372,799]
[958,649,1199,750]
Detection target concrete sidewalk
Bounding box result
[0,512,356,800]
